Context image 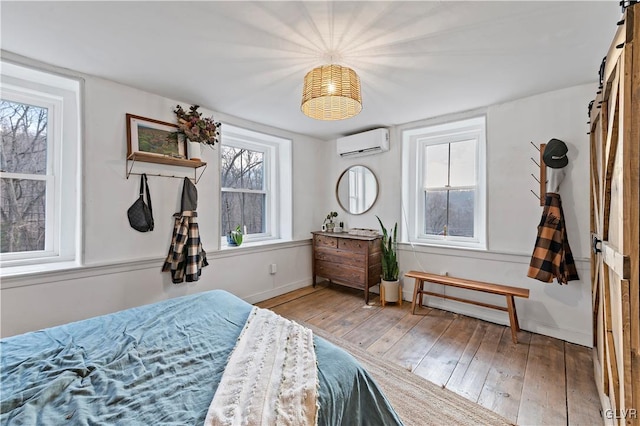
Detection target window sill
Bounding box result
[220,238,295,251]
[1,260,81,279]
[408,239,486,251]
[0,257,164,290]
[0,239,313,289]
[211,238,309,259]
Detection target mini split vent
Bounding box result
[336,128,390,158]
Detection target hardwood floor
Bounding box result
[256,283,603,426]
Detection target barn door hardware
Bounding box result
[598,57,606,90]
[591,233,602,254]
[620,0,638,12]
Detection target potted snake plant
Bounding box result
[376,216,400,303]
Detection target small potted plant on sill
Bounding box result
[224,200,243,247]
[174,104,221,161]
[376,216,400,304]
[228,225,243,247]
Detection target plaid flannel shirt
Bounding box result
[527,193,579,284]
[162,211,208,283]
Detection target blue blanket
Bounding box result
[1,290,402,425]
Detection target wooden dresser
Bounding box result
[311,231,382,303]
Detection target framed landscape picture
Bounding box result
[126,114,186,158]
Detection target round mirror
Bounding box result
[336,165,378,215]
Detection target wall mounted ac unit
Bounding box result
[336,128,389,158]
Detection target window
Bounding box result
[402,116,486,249]
[220,124,291,245]
[0,62,81,268]
[221,145,266,235]
[1,100,50,254]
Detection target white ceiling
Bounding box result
[1,1,621,140]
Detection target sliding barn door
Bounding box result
[590,5,639,426]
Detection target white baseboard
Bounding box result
[243,278,313,304]
[523,319,591,347]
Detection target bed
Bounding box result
[0,290,402,425]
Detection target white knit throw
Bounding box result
[203,306,319,426]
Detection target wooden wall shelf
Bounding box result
[126,152,207,183]
[127,152,205,168]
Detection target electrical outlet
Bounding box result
[270,264,277,274]
[441,271,449,277]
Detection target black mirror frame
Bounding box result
[335,165,379,215]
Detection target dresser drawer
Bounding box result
[337,238,370,254]
[314,234,337,248]
[316,262,365,288]
[315,247,366,268]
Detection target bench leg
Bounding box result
[506,295,520,344]
[411,278,421,314]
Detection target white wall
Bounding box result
[0,54,596,346]
[323,84,595,346]
[1,59,327,337]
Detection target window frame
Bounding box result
[0,61,81,269]
[220,124,292,247]
[221,139,272,240]
[402,115,487,250]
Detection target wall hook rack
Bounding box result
[531,173,540,184]
[125,153,207,183]
[530,142,547,206]
[126,168,207,183]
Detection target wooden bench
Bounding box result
[405,271,530,343]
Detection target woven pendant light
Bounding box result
[301,64,362,120]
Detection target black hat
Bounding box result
[543,138,568,169]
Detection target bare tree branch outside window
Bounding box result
[221,145,265,236]
[0,100,48,253]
